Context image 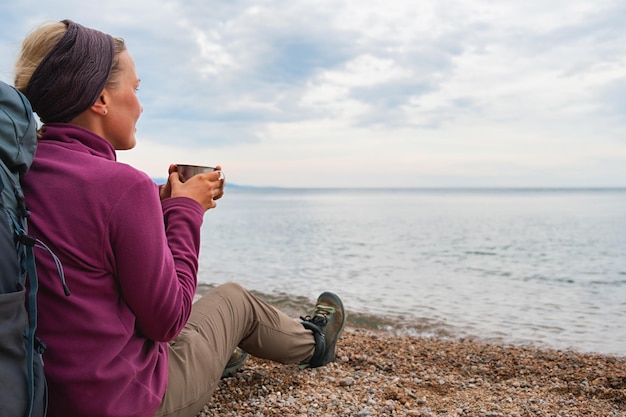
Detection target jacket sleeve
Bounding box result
[108,176,204,341]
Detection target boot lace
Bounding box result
[301,304,336,327]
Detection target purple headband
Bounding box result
[25,20,115,123]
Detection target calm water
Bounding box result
[198,188,626,356]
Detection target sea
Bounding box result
[196,187,626,357]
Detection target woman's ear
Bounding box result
[90,90,109,116]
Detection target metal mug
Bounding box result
[176,164,225,182]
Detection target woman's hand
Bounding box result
[163,164,225,211]
[158,164,177,201]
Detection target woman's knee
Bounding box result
[215,282,247,298]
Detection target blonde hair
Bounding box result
[14,21,126,93]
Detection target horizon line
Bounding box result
[149,179,626,191]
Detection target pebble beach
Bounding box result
[198,327,625,417]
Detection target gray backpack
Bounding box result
[0,81,49,417]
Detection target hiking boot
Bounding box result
[300,292,345,368]
[221,347,248,378]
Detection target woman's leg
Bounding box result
[153,282,315,417]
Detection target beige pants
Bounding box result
[153,282,315,417]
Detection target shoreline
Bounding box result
[200,327,625,416]
[195,283,623,357]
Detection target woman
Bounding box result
[15,20,345,417]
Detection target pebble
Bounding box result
[200,328,626,416]
[339,377,355,387]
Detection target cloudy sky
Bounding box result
[1,1,625,188]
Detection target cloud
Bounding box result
[0,0,625,186]
[596,77,626,126]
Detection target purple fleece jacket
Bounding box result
[21,124,203,417]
